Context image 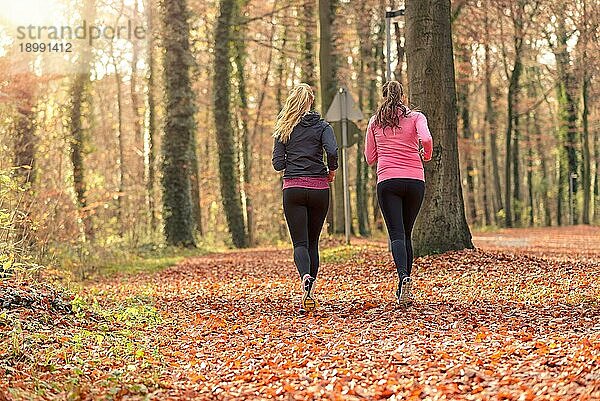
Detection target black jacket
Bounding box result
[272,112,338,178]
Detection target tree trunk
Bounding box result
[456,40,477,224]
[301,0,317,87]
[114,67,125,236]
[405,0,473,256]
[68,0,96,242]
[504,34,523,228]
[355,4,371,237]
[512,104,522,225]
[233,2,254,246]
[13,76,37,185]
[160,0,197,247]
[145,0,157,231]
[552,14,579,225]
[213,0,247,248]
[319,0,342,234]
[581,73,591,224]
[484,4,503,224]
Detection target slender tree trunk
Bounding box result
[275,24,289,240]
[594,125,599,223]
[484,5,503,224]
[525,110,534,226]
[580,4,591,224]
[512,105,522,225]
[480,115,491,226]
[393,21,405,84]
[534,118,552,226]
[115,68,125,236]
[355,3,371,236]
[160,0,197,247]
[213,0,247,248]
[68,0,96,242]
[233,2,254,246]
[371,0,386,232]
[405,0,473,256]
[456,40,477,224]
[145,0,157,231]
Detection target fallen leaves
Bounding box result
[1,227,600,399]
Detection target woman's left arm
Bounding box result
[416,113,433,162]
[364,118,378,166]
[322,125,339,172]
[272,138,286,171]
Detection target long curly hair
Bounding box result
[273,83,315,143]
[374,80,410,129]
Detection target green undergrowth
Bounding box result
[47,241,219,282]
[1,280,166,399]
[322,245,372,264]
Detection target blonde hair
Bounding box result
[273,83,315,143]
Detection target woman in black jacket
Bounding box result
[272,83,338,313]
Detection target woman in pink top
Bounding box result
[364,81,433,306]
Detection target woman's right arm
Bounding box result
[272,138,286,171]
[364,117,378,166]
[415,113,433,162]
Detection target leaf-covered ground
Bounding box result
[2,226,600,400]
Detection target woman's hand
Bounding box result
[327,170,336,182]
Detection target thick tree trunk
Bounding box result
[68,0,95,242]
[213,0,247,248]
[160,0,197,247]
[301,0,317,87]
[319,0,343,234]
[405,0,473,256]
[504,37,523,228]
[13,78,37,185]
[552,15,579,225]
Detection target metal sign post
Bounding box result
[339,89,351,244]
[325,87,363,245]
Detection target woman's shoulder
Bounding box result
[407,109,426,119]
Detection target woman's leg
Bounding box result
[377,179,408,279]
[283,188,310,278]
[402,180,425,276]
[306,189,330,278]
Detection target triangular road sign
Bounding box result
[325,87,364,122]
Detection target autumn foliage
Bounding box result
[2,226,599,400]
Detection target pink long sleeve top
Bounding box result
[364,110,433,183]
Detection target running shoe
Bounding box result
[301,274,318,311]
[397,276,413,306]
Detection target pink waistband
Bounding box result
[283,176,329,190]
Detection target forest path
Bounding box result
[88,226,600,399]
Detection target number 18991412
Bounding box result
[19,42,72,52]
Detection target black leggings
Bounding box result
[377,178,425,280]
[283,187,329,279]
